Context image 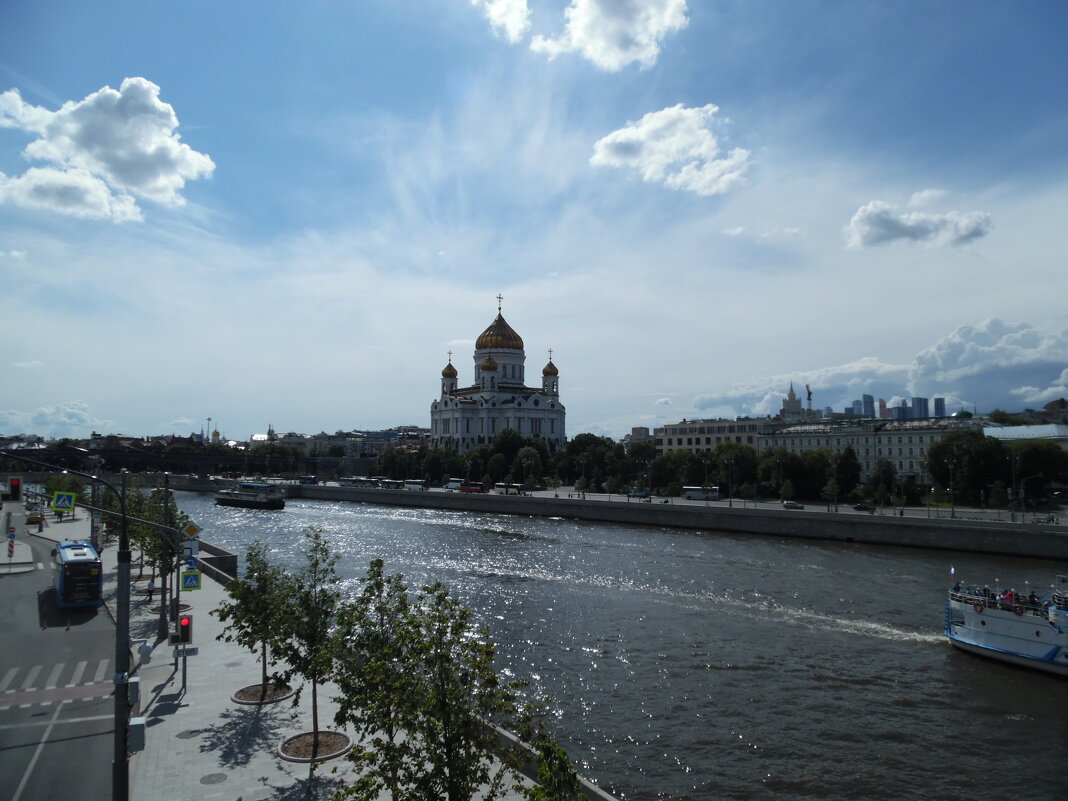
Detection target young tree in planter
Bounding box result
[412,581,517,800]
[214,541,292,701]
[333,559,421,800]
[275,525,342,758]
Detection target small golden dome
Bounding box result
[542,360,558,376]
[475,314,524,351]
[442,362,458,378]
[480,354,498,371]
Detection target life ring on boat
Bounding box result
[972,603,984,613]
[1013,605,1023,616]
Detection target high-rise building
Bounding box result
[911,397,929,420]
[862,394,875,418]
[934,397,946,418]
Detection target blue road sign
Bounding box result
[181,571,202,591]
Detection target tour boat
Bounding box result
[944,575,1068,677]
[214,481,286,510]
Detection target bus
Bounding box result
[53,539,103,608]
[681,486,721,501]
[404,479,427,491]
[459,481,485,493]
[494,483,522,495]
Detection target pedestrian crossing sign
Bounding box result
[181,571,202,591]
[51,492,76,512]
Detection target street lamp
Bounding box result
[946,458,956,519]
[723,457,734,508]
[1,450,131,801]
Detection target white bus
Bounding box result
[404,479,427,491]
[681,486,721,501]
[494,483,521,495]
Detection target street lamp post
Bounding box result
[723,458,734,508]
[946,458,956,519]
[1,450,131,801]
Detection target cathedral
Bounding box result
[430,302,565,454]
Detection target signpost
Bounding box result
[181,571,202,591]
[51,491,77,513]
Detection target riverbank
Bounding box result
[270,484,1068,561]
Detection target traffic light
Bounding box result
[177,615,193,644]
[7,477,19,502]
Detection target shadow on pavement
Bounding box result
[198,701,302,768]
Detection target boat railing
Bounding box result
[948,589,1049,617]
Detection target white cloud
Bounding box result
[470,0,531,43]
[590,104,749,196]
[531,0,688,71]
[909,319,1068,410]
[655,397,672,406]
[0,167,142,221]
[908,188,945,207]
[14,361,45,369]
[846,199,991,248]
[0,249,27,258]
[0,78,214,221]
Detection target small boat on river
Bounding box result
[215,481,286,510]
[945,575,1068,676]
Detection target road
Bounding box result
[0,502,114,801]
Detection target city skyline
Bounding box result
[3,2,1067,440]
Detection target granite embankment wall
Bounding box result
[282,484,1068,561]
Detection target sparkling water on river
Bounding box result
[176,492,1068,800]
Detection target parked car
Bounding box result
[853,503,875,512]
[782,500,804,510]
[26,509,44,524]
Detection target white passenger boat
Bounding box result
[945,575,1068,677]
[215,481,286,510]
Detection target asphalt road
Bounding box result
[0,505,115,801]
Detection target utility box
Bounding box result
[127,675,141,707]
[128,717,146,753]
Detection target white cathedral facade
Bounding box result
[430,305,565,454]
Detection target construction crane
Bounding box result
[805,384,813,418]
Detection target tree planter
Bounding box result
[231,682,294,705]
[278,731,351,763]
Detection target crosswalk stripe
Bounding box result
[21,666,41,691]
[92,660,108,684]
[69,660,87,686]
[0,667,17,693]
[44,663,64,689]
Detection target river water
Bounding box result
[176,492,1068,800]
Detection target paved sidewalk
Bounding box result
[32,510,537,801]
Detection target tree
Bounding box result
[214,541,293,699]
[274,526,341,758]
[333,563,582,801]
[333,560,419,800]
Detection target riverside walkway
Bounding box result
[20,509,613,801]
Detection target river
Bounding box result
[175,491,1068,800]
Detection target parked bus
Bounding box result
[297,475,318,485]
[459,481,485,493]
[681,486,721,501]
[404,479,428,491]
[494,483,522,495]
[53,539,103,608]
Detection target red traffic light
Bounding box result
[178,615,193,644]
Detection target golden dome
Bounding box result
[441,362,458,378]
[480,354,498,371]
[542,360,558,376]
[475,313,524,351]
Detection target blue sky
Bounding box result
[2,1,1067,441]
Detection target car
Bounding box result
[628,488,651,498]
[782,500,804,510]
[853,503,875,512]
[26,510,44,524]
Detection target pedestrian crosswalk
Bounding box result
[0,659,113,709]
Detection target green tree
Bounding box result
[275,526,341,758]
[214,541,293,698]
[333,560,419,799]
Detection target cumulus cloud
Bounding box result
[655,397,673,406]
[909,319,1068,410]
[0,400,110,437]
[531,0,688,71]
[846,199,991,248]
[470,0,531,43]
[591,104,749,196]
[0,78,214,221]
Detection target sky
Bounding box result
[2,0,1068,442]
